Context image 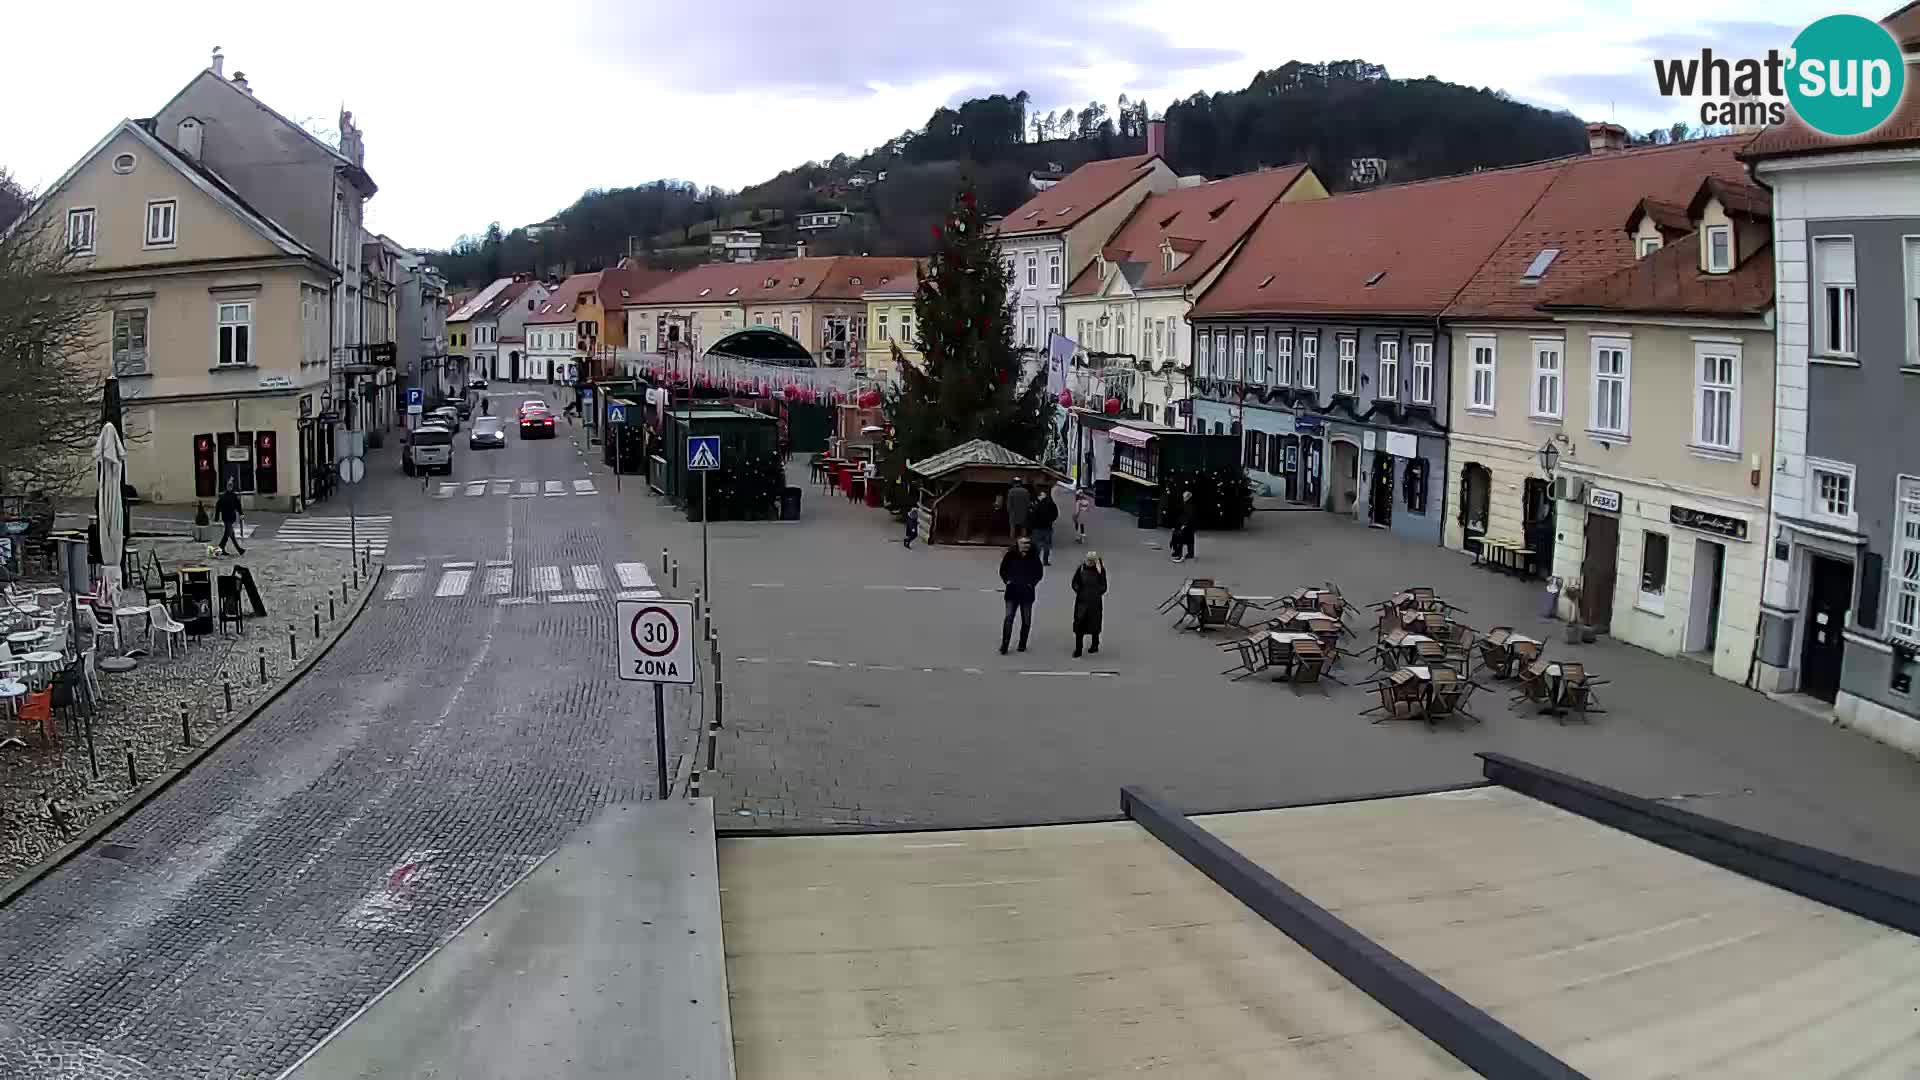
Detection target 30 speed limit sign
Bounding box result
[616,599,694,684]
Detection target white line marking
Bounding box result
[866,664,903,671]
[485,559,512,567]
[387,563,424,571]
[483,568,512,596]
[749,583,784,589]
[543,480,563,496]
[510,494,536,499]
[806,660,839,667]
[517,481,538,495]
[614,563,654,589]
[533,566,562,592]
[491,480,512,495]
[548,593,596,604]
[436,483,458,498]
[571,565,604,590]
[442,560,476,569]
[962,668,983,675]
[572,479,597,494]
[465,482,487,497]
[616,590,662,600]
[865,585,943,591]
[496,597,539,606]
[384,573,422,600]
[1019,671,1089,677]
[434,570,471,597]
[902,842,968,849]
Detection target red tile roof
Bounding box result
[1626,198,1692,236]
[1191,163,1564,318]
[1689,175,1770,219]
[1887,0,1920,48]
[1539,233,1773,318]
[995,154,1163,236]
[1443,135,1754,320]
[625,256,918,307]
[599,261,677,306]
[527,273,597,324]
[1064,166,1312,299]
[471,278,538,321]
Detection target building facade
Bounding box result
[862,283,919,384]
[526,273,595,383]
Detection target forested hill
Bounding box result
[431,61,1589,287]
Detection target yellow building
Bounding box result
[861,280,919,384]
[18,118,333,509]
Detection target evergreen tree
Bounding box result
[881,183,1055,497]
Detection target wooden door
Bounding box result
[1580,512,1619,632]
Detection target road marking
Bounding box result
[465,481,487,497]
[435,483,458,498]
[543,481,564,496]
[614,563,654,589]
[902,842,968,850]
[510,493,536,499]
[434,570,471,597]
[491,480,512,495]
[384,573,422,600]
[806,660,839,667]
[1018,670,1089,677]
[485,559,512,567]
[442,560,476,569]
[483,568,512,595]
[865,585,943,591]
[533,566,562,592]
[517,481,538,495]
[387,563,424,571]
[573,479,597,495]
[571,565,605,590]
[616,590,661,600]
[749,583,784,589]
[548,593,597,603]
[496,597,539,606]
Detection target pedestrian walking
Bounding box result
[903,503,920,548]
[1071,551,1107,657]
[998,534,1044,655]
[1168,489,1197,562]
[1073,486,1093,543]
[1006,476,1031,543]
[215,481,246,556]
[1029,487,1059,566]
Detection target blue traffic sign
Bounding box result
[687,435,721,471]
[406,387,423,406]
[608,404,627,424]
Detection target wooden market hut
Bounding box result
[907,439,1066,546]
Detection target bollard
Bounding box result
[259,645,268,685]
[688,768,702,800]
[126,751,138,789]
[180,702,193,747]
[288,625,298,663]
[706,719,720,772]
[223,677,233,716]
[693,588,702,622]
[662,547,669,575]
[312,603,321,640]
[329,593,336,621]
[672,560,680,589]
[351,563,359,591]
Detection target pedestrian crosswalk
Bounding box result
[380,559,661,606]
[268,515,391,557]
[431,477,599,500]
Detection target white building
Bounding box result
[710,229,762,261]
[524,273,593,383]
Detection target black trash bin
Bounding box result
[1093,479,1113,507]
[780,486,803,521]
[1137,498,1160,530]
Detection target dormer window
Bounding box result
[764,277,777,288]
[1705,225,1732,273]
[698,287,711,297]
[849,276,862,285]
[1637,235,1662,258]
[1364,271,1386,288]
[790,277,802,287]
[727,287,739,296]
[1521,248,1560,281]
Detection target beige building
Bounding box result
[20,118,332,510]
[861,281,919,384]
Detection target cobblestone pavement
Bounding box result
[0,407,695,1080]
[627,468,1920,877]
[1,541,363,885]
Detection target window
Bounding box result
[1299,335,1318,389]
[1807,459,1856,527]
[901,312,913,344]
[1376,339,1399,400]
[1048,252,1061,285]
[1026,254,1037,286]
[1214,332,1229,380]
[1403,457,1428,514]
[1521,248,1560,280]
[1336,336,1357,395]
[1076,319,1087,345]
[1197,332,1211,377]
[1908,237,1920,366]
[1232,332,1246,382]
[1142,323,1156,359]
[1591,338,1630,435]
[1244,428,1264,471]
[1275,334,1294,386]
[1637,235,1662,258]
[66,208,95,254]
[1640,532,1669,610]
[1410,340,1433,404]
[1160,318,1171,359]
[1251,333,1267,384]
[877,313,889,341]
[1046,309,1060,343]
[112,152,137,174]
[1531,339,1562,419]
[1694,343,1740,452]
[1705,225,1732,273]
[1468,336,1496,410]
[145,199,177,247]
[791,314,800,339]
[1024,313,1036,348]
[1116,318,1126,355]
[112,309,148,375]
[1892,478,1920,644]
[1814,237,1857,357]
[217,302,252,366]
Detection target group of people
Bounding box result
[998,538,1107,657]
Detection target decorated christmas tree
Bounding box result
[880,184,1055,498]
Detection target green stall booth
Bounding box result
[661,406,783,521]
[1072,411,1246,529]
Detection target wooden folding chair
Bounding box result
[1288,642,1334,693]
[1362,680,1428,725]
[1219,637,1270,681]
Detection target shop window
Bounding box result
[1640,531,1669,611]
[253,430,279,495]
[1402,456,1427,514]
[193,433,218,499]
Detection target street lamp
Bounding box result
[1537,438,1560,476]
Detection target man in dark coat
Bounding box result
[1168,489,1196,562]
[998,534,1044,654]
[1029,486,1060,565]
[215,481,246,556]
[1071,551,1107,657]
[1006,477,1032,542]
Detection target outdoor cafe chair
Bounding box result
[1219,637,1270,681]
[1287,641,1335,693]
[1361,676,1429,725]
[1427,674,1483,726]
[1509,660,1555,710]
[145,603,187,658]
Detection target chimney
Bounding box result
[177,117,204,160]
[210,46,224,77]
[1146,118,1167,159]
[231,71,251,95]
[1586,121,1628,153]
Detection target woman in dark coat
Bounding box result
[1071,551,1107,658]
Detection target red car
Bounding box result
[519,408,557,439]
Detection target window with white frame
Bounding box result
[112,308,148,375]
[1026,254,1037,286]
[1046,308,1060,343]
[1048,252,1061,285]
[791,314,800,339]
[1023,312,1035,347]
[1637,235,1662,258]
[1807,458,1856,528]
[66,208,95,253]
[1162,318,1173,359]
[1215,331,1229,380]
[876,313,889,341]
[1694,342,1741,452]
[1468,336,1496,410]
[1275,334,1294,386]
[1591,338,1630,435]
[1002,257,1015,284]
[900,312,913,343]
[1410,340,1433,404]
[1639,531,1669,611]
[1376,339,1399,399]
[217,301,252,366]
[1814,236,1857,357]
[145,199,177,247]
[1142,324,1155,359]
[1906,236,1919,366]
[1705,225,1732,273]
[1116,318,1126,354]
[1337,336,1357,395]
[1251,333,1267,384]
[1300,334,1318,389]
[1076,319,1086,344]
[1530,339,1562,419]
[1232,331,1246,382]
[1893,477,1920,644]
[1197,330,1212,377]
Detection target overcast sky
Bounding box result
[3,0,1837,250]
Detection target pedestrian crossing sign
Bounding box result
[688,435,721,471]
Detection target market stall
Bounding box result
[907,440,1066,546]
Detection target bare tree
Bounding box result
[0,169,27,232]
[0,202,109,496]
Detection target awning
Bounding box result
[1107,426,1155,449]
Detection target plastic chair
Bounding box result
[85,604,120,654]
[18,688,54,748]
[146,602,186,658]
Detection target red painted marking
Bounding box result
[388,862,420,891]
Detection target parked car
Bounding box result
[403,424,456,475]
[453,398,473,421]
[519,409,557,439]
[431,405,460,431]
[469,415,507,450]
[469,377,489,391]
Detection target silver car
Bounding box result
[469,415,507,450]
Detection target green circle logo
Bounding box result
[1787,14,1906,137]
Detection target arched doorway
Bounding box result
[1330,438,1360,517]
[508,350,521,382]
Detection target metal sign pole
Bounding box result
[653,682,667,797]
[700,469,710,591]
[615,422,622,493]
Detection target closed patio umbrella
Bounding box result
[93,423,126,603]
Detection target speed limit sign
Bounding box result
[617,599,694,684]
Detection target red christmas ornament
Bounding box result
[1059,389,1074,407]
[1104,396,1122,415]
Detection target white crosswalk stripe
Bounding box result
[465,481,487,497]
[434,569,471,597]
[571,565,604,590]
[614,562,654,589]
[517,481,538,495]
[533,566,563,592]
[491,480,512,495]
[483,567,512,595]
[429,478,601,500]
[543,481,564,497]
[374,558,669,606]
[384,572,422,600]
[434,483,459,499]
[269,515,391,557]
[573,479,597,495]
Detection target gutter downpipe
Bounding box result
[1742,152,1777,691]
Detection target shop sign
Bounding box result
[258,373,292,390]
[1587,486,1622,513]
[1670,504,1749,541]
[1384,431,1418,458]
[299,394,313,419]
[1291,414,1325,433]
[1362,430,1377,452]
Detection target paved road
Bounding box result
[0,392,692,1080]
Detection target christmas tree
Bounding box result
[881,184,1056,497]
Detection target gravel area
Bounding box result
[0,540,376,886]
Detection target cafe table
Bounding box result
[7,628,50,649]
[20,650,64,687]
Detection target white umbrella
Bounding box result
[93,423,126,603]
